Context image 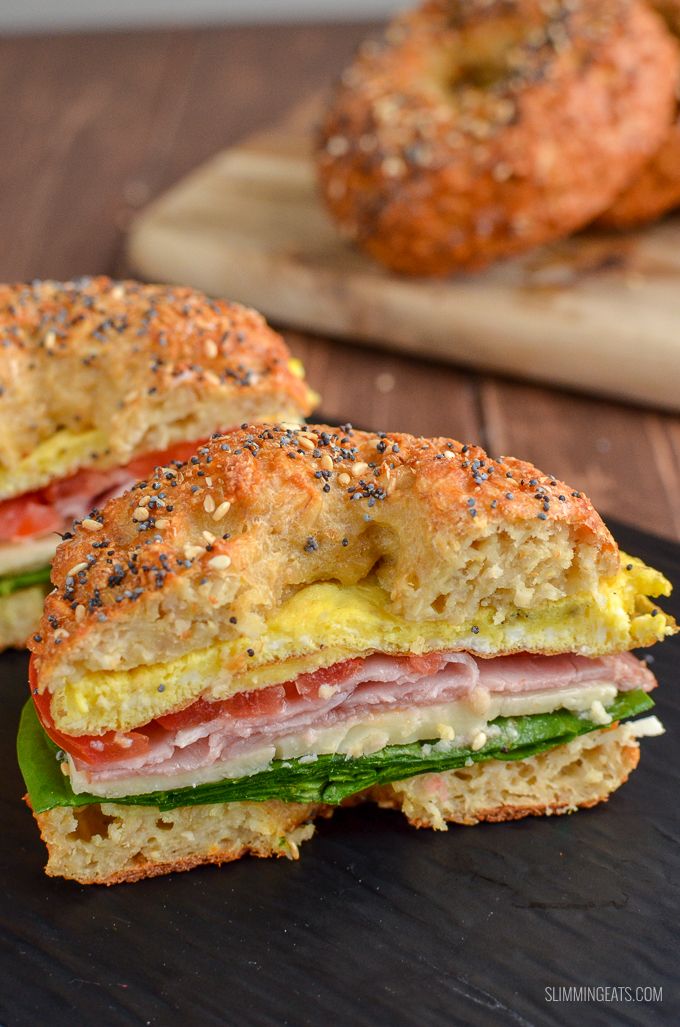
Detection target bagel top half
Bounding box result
[0,277,316,500]
[29,424,674,737]
[316,0,679,274]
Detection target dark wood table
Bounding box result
[1,22,678,541]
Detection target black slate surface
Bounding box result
[0,519,677,1027]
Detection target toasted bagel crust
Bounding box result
[0,277,315,500]
[30,423,619,694]
[367,722,641,826]
[598,0,680,228]
[316,0,679,274]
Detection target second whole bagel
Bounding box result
[316,0,679,275]
[597,0,680,229]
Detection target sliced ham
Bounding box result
[70,649,655,787]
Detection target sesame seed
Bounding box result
[133,507,150,521]
[352,462,369,478]
[74,604,85,623]
[320,453,334,471]
[204,339,218,359]
[338,472,351,486]
[208,554,231,570]
[471,731,487,752]
[155,518,169,529]
[66,561,88,577]
[443,451,454,460]
[212,500,231,522]
[81,518,103,532]
[184,544,204,560]
[203,495,216,514]
[202,530,216,544]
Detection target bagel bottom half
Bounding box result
[31,725,639,884]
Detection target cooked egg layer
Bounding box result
[50,554,673,737]
[0,428,107,499]
[68,680,621,797]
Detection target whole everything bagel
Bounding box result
[598,0,680,229]
[316,0,679,276]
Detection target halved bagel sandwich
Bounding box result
[20,425,674,884]
[0,278,315,651]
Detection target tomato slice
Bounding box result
[29,657,152,767]
[1,433,220,544]
[0,496,62,541]
[289,658,363,700]
[221,685,286,719]
[125,438,211,479]
[156,697,224,732]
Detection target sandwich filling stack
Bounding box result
[0,278,315,650]
[20,425,674,884]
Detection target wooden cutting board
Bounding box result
[127,98,680,411]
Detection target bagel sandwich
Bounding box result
[19,424,674,884]
[0,278,315,651]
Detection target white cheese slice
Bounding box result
[0,533,59,577]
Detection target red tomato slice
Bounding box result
[221,685,286,719]
[157,683,288,731]
[156,697,224,732]
[290,658,363,700]
[1,435,217,544]
[0,496,62,541]
[30,657,152,767]
[125,436,216,479]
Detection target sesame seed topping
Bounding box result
[203,495,216,514]
[338,472,351,486]
[352,462,369,478]
[81,518,103,532]
[132,507,150,521]
[74,604,86,623]
[66,561,88,577]
[212,500,231,522]
[208,554,231,570]
[155,518,169,529]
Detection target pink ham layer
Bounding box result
[50,468,139,525]
[74,650,655,789]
